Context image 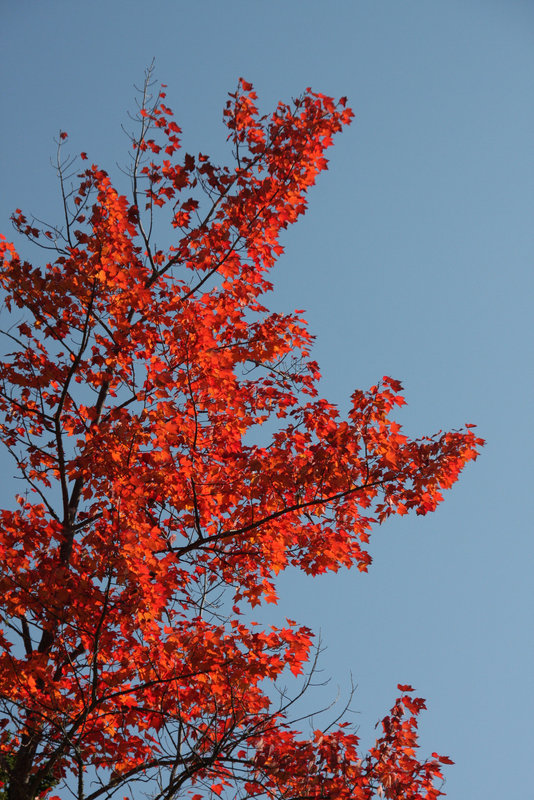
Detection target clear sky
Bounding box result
[2,2,533,798]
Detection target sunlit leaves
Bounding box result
[0,77,482,799]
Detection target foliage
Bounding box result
[0,71,482,800]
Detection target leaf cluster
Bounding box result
[0,71,482,800]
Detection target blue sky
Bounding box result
[2,2,533,798]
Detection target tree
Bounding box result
[0,69,482,800]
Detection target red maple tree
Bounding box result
[0,70,482,800]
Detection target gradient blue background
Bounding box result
[2,2,533,798]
